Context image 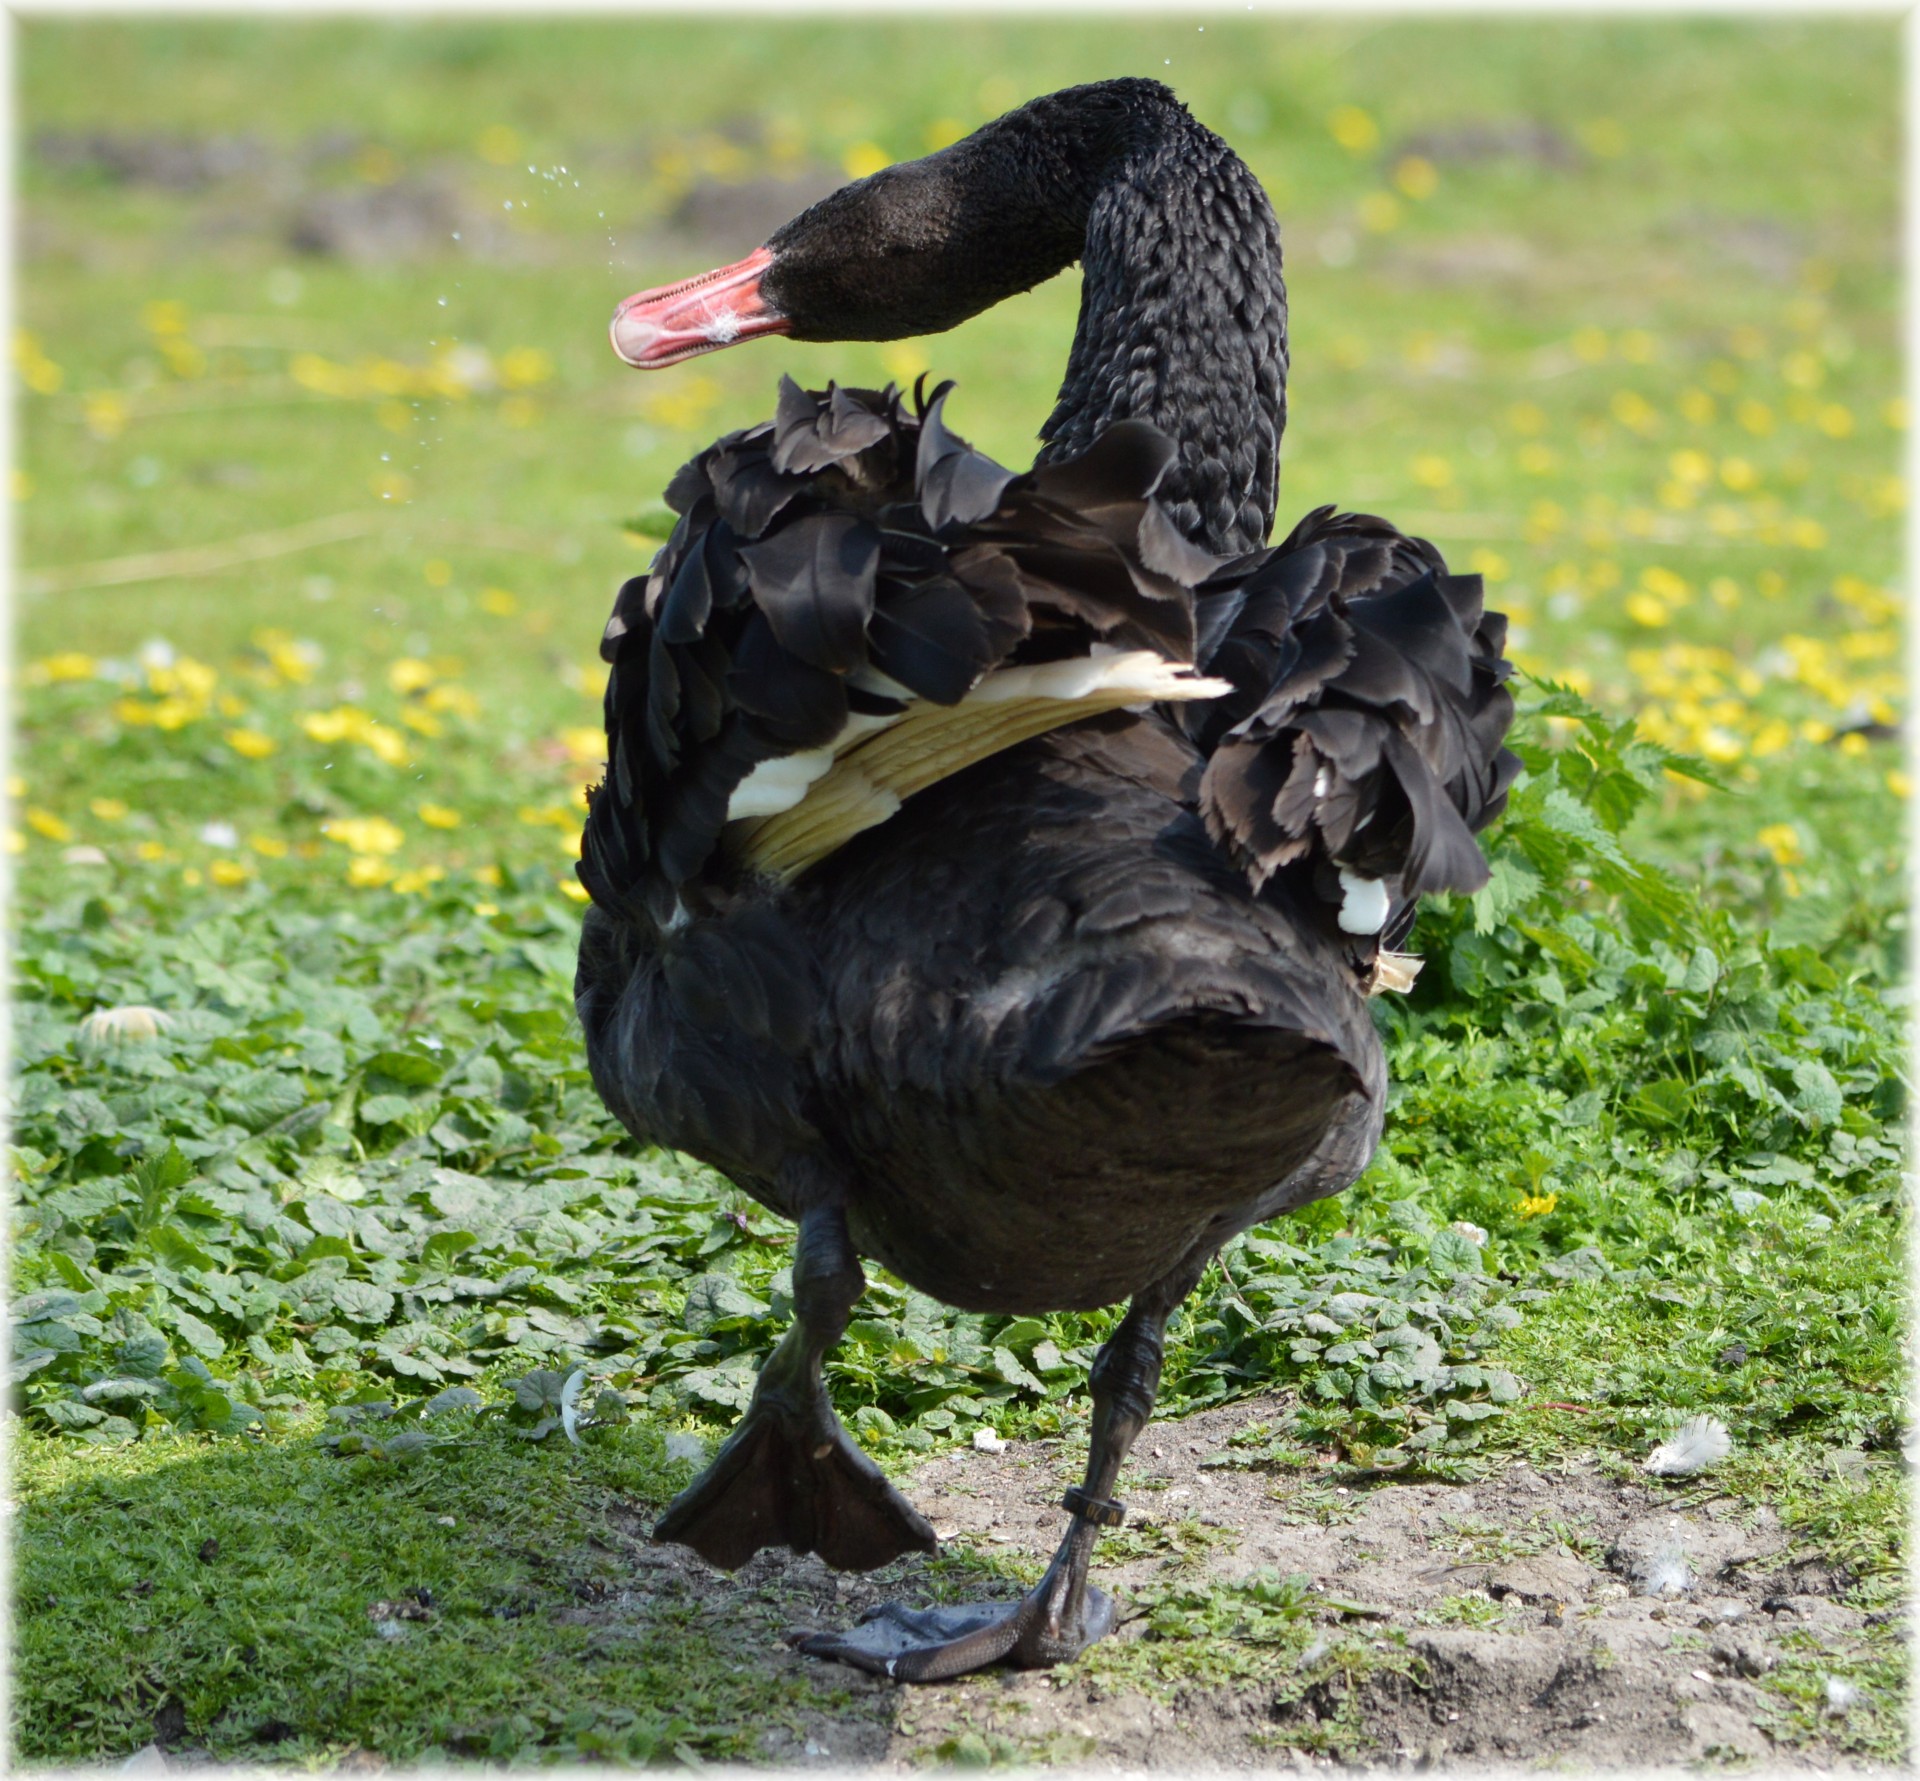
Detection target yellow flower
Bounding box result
[1468,549,1509,582]
[1757,823,1803,866]
[1578,117,1627,158]
[476,123,521,165]
[1677,388,1716,426]
[1517,1192,1558,1219]
[25,808,72,842]
[1410,454,1452,490]
[208,859,252,887]
[1391,155,1438,200]
[301,708,353,744]
[1624,593,1670,629]
[1518,442,1557,475]
[1327,105,1379,153]
[1640,565,1691,604]
[421,560,453,590]
[392,865,446,895]
[1618,329,1657,364]
[1719,457,1758,491]
[475,863,504,888]
[881,342,930,384]
[253,628,319,683]
[480,587,519,618]
[5,828,23,854]
[400,708,444,737]
[1780,349,1824,390]
[557,726,606,763]
[425,684,480,718]
[559,878,592,903]
[1507,401,1546,435]
[418,803,462,829]
[1572,326,1609,363]
[1786,518,1828,550]
[15,330,64,394]
[249,833,289,859]
[1668,449,1712,487]
[346,854,394,888]
[181,867,203,888]
[388,657,435,694]
[499,347,553,389]
[90,797,129,821]
[1815,403,1854,438]
[841,141,890,179]
[518,803,577,829]
[135,840,169,862]
[1882,398,1907,431]
[35,651,97,682]
[322,814,405,854]
[1609,389,1658,432]
[372,471,414,503]
[83,393,129,440]
[1887,769,1911,800]
[474,901,500,918]
[1736,399,1775,435]
[225,728,277,760]
[1357,192,1401,233]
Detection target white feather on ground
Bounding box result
[1634,1542,1695,1598]
[1645,1413,1733,1477]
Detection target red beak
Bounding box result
[609,245,789,369]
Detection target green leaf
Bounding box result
[332,1280,396,1325]
[1427,1230,1482,1279]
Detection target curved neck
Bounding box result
[1035,84,1289,556]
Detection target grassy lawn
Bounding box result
[11,15,1907,1768]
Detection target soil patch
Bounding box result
[561,1396,1901,1770]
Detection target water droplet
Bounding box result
[437,297,447,307]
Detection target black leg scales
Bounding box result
[792,1259,1204,1681]
[652,1206,937,1573]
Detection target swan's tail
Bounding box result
[579,379,1225,925]
[1176,507,1520,961]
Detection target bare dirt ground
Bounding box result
[592,1396,1901,1772]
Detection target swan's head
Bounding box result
[610,85,1147,369]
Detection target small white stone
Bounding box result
[972,1428,1008,1454]
[1825,1677,1858,1715]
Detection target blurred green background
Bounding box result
[15,15,1903,939]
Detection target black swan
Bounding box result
[575,79,1518,1681]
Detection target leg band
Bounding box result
[1062,1487,1126,1528]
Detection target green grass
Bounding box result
[11,14,1907,1768]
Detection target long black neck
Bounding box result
[1033,82,1289,556]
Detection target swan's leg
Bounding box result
[791,1257,1206,1681]
[652,1204,937,1573]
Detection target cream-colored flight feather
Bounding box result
[731,651,1231,881]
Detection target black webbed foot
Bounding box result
[653,1392,936,1573]
[789,1547,1115,1681]
[651,1204,936,1574]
